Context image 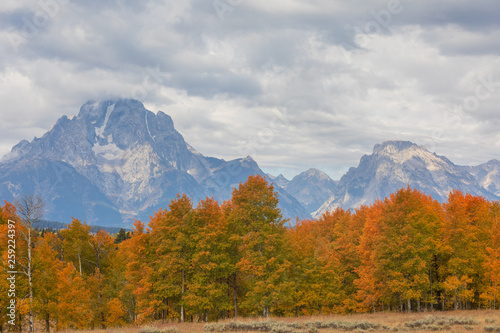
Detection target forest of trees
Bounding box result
[1,174,500,331]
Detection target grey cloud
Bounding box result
[397,0,500,30]
[0,9,37,30]
[0,0,499,178]
[168,72,262,98]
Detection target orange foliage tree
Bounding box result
[482,202,500,308]
[441,190,493,309]
[119,219,153,322]
[184,197,236,321]
[230,175,292,317]
[356,187,443,312]
[56,263,92,330]
[33,232,63,332]
[4,178,500,329]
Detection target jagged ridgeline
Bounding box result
[312,141,500,217]
[0,99,309,226]
[1,99,499,227]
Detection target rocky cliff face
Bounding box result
[314,141,498,217]
[0,99,310,226]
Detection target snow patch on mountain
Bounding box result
[93,141,124,161]
[95,103,114,138]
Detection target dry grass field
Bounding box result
[58,310,500,333]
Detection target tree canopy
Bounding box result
[1,177,500,330]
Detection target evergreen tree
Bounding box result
[114,228,130,244]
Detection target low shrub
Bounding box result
[270,324,294,333]
[139,326,181,333]
[139,327,163,333]
[304,320,380,331]
[404,316,479,329]
[204,320,306,332]
[164,327,182,333]
[448,317,480,326]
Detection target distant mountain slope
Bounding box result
[0,99,310,226]
[201,156,310,221]
[267,174,290,189]
[314,141,498,217]
[283,168,337,215]
[0,158,121,224]
[467,159,500,197]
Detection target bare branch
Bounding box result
[14,194,45,228]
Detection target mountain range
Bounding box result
[0,99,498,226]
[312,141,499,217]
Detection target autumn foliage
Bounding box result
[1,176,500,331]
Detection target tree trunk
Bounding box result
[263,306,270,318]
[78,253,82,276]
[28,227,34,332]
[233,273,238,318]
[14,196,44,333]
[429,264,433,312]
[181,269,185,322]
[45,314,50,333]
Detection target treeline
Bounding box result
[1,175,500,331]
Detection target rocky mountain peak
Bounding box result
[483,159,500,168]
[302,168,331,181]
[78,99,143,120]
[468,159,500,196]
[370,140,445,167]
[273,174,290,187]
[373,140,417,154]
[286,168,337,215]
[314,140,497,217]
[372,140,424,159]
[77,99,178,151]
[0,99,310,226]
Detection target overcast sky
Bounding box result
[1,0,499,179]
